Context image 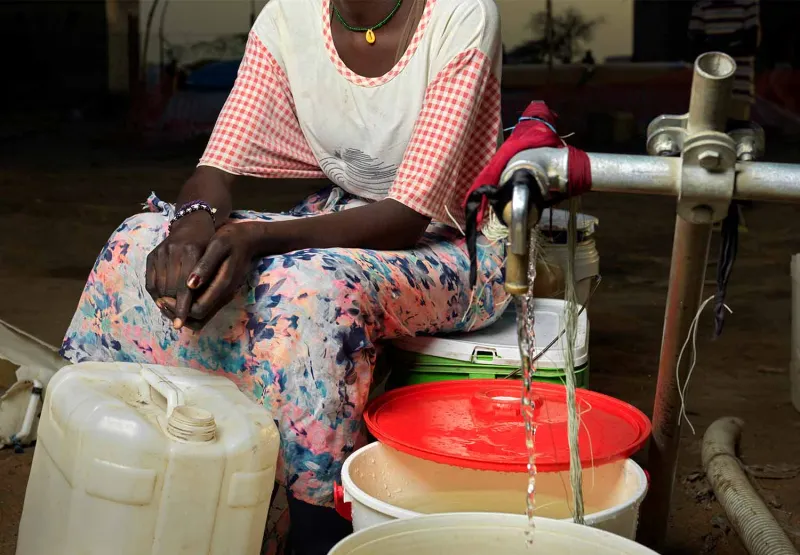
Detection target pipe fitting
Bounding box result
[698,150,722,170]
[654,135,678,157]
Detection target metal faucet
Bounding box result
[500,170,541,296]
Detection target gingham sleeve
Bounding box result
[388,48,501,227]
[198,32,325,179]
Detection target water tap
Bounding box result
[500,169,542,296]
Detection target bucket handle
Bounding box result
[333,482,352,521]
[141,367,184,417]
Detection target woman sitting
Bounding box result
[61,0,507,553]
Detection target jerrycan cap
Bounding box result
[167,405,217,443]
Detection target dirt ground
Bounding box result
[1,121,799,554]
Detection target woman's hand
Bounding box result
[154,198,430,330]
[158,222,261,329]
[146,212,216,326]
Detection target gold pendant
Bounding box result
[365,29,376,44]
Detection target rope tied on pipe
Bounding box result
[463,102,593,287]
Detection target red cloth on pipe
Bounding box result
[463,101,592,225]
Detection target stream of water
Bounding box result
[514,293,538,545]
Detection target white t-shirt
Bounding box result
[198,0,502,227]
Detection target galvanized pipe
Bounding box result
[736,161,800,202]
[504,150,800,203]
[636,51,735,550]
[637,216,713,548]
[687,52,736,133]
[503,149,682,198]
[586,154,680,197]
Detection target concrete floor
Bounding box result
[1,125,799,554]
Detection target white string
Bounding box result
[563,196,585,524]
[461,265,504,328]
[445,202,507,330]
[443,203,466,237]
[676,294,733,435]
[482,210,510,243]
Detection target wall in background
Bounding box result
[497,0,633,62]
[138,0,634,64]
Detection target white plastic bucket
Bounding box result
[328,512,658,555]
[340,442,647,540]
[542,239,600,305]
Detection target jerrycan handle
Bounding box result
[141,367,185,417]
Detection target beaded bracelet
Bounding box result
[169,200,217,230]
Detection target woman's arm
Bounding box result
[174,166,236,229]
[162,200,430,326]
[251,199,430,253]
[150,29,325,328]
[145,167,234,328]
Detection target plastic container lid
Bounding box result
[393,299,588,369]
[365,380,651,473]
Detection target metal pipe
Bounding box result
[637,51,736,551]
[687,52,736,133]
[508,183,531,257]
[637,216,713,548]
[736,161,800,202]
[586,154,680,197]
[504,149,682,198]
[505,149,800,203]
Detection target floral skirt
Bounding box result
[61,187,508,511]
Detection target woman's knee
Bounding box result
[251,255,377,406]
[98,214,165,270]
[265,252,376,324]
[112,213,166,250]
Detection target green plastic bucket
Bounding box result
[387,350,589,388]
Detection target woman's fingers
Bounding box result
[173,286,193,329]
[189,257,237,321]
[145,249,158,300]
[173,246,202,329]
[155,249,169,299]
[151,225,251,330]
[156,297,177,319]
[188,236,229,291]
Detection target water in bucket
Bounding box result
[397,490,603,519]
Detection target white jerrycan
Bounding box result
[16,362,280,555]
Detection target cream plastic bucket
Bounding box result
[542,239,600,305]
[328,512,658,555]
[340,442,647,540]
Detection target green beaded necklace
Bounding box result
[332,0,403,45]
